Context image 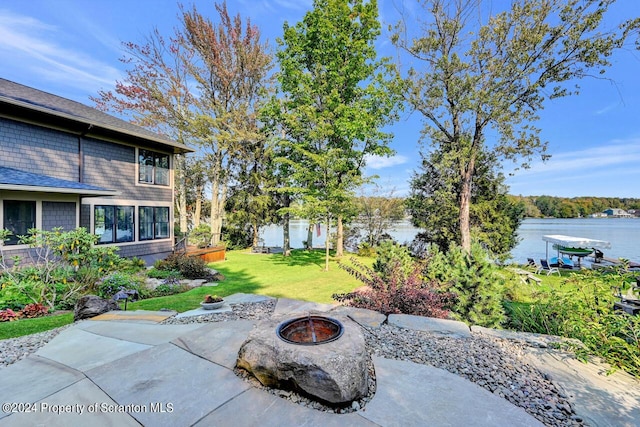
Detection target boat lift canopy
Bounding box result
[542,234,611,262]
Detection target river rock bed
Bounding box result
[1,300,583,426]
[0,325,72,368]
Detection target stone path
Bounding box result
[2,294,639,426]
[0,294,544,427]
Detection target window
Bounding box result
[2,201,35,245]
[95,206,134,244]
[139,206,170,240]
[138,149,170,186]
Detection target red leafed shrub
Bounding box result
[333,257,456,318]
[0,308,22,322]
[20,303,49,319]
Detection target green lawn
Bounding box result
[0,249,368,340]
[0,312,74,340]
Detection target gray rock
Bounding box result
[329,306,387,328]
[73,295,119,321]
[236,313,369,404]
[388,313,471,338]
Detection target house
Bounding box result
[603,208,633,218]
[0,78,193,264]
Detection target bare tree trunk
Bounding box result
[209,153,228,247]
[459,160,475,253]
[210,180,225,246]
[324,215,330,271]
[175,154,188,235]
[336,216,344,257]
[306,223,313,250]
[252,221,259,248]
[194,187,202,226]
[283,211,291,256]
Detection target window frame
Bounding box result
[139,206,170,241]
[138,149,170,187]
[2,200,36,245]
[94,205,135,245]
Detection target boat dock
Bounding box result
[599,256,640,269]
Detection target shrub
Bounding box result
[150,272,188,297]
[0,275,32,310]
[98,272,148,299]
[18,227,121,272]
[333,257,455,318]
[151,282,189,297]
[190,224,212,248]
[0,308,21,322]
[356,242,376,257]
[21,303,49,318]
[372,240,414,280]
[147,268,182,280]
[0,227,127,310]
[156,253,210,280]
[423,243,505,328]
[74,266,105,293]
[506,271,640,378]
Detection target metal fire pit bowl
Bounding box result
[276,315,344,345]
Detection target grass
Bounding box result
[0,312,74,340]
[0,249,368,339]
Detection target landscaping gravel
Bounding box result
[1,300,582,427]
[0,324,72,368]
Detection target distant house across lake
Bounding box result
[603,208,633,218]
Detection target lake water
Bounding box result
[259,218,640,264]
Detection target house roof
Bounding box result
[0,166,118,196]
[0,78,193,154]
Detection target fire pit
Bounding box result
[277,315,343,345]
[236,313,369,405]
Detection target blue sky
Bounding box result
[1,0,639,198]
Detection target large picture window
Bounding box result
[138,149,169,186]
[95,206,134,244]
[2,200,36,245]
[139,206,170,240]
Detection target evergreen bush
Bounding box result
[424,243,505,328]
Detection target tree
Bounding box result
[92,27,194,235]
[271,0,400,270]
[354,188,405,247]
[183,156,208,229]
[407,145,523,258]
[393,0,639,252]
[93,2,272,246]
[224,135,276,248]
[180,2,273,245]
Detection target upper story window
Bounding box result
[138,149,170,186]
[2,200,36,245]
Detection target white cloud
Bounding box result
[594,102,620,115]
[365,154,409,169]
[515,139,640,176]
[0,9,121,91]
[506,138,640,196]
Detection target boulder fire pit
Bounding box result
[236,313,369,405]
[277,315,344,345]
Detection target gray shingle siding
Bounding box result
[80,204,91,230]
[0,117,78,181]
[42,201,76,231]
[82,138,172,202]
[1,79,186,265]
[116,240,173,259]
